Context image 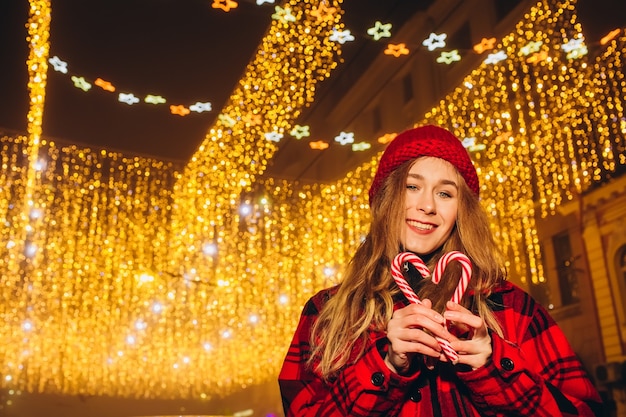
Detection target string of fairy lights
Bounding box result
[43,0,613,155]
[0,0,624,410]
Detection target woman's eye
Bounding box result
[406,184,418,190]
[438,191,452,198]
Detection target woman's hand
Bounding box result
[384,299,449,374]
[443,301,492,370]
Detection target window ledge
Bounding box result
[549,302,582,321]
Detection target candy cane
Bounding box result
[391,252,430,304]
[390,251,472,363]
[432,251,472,305]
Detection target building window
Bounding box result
[371,106,382,134]
[529,243,551,308]
[552,232,580,306]
[402,73,413,104]
[494,0,524,21]
[617,245,626,315]
[446,21,472,56]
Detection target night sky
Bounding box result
[1,0,273,161]
[1,0,624,165]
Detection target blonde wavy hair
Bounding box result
[309,159,506,380]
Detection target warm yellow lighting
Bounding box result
[2,0,624,407]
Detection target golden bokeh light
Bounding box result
[0,0,623,405]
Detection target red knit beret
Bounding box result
[368,125,479,204]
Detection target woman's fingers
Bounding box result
[443,301,492,369]
[444,301,484,333]
[386,299,449,361]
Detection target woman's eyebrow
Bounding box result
[407,173,458,188]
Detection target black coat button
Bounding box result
[500,358,515,371]
[371,372,385,387]
[409,389,422,402]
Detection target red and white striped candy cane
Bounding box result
[443,251,472,303]
[431,251,473,362]
[390,251,473,363]
[432,251,472,305]
[390,252,430,304]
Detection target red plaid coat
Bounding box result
[279,281,602,416]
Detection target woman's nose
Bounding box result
[416,193,435,214]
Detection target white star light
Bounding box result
[484,50,508,65]
[119,93,140,105]
[520,41,543,56]
[49,56,68,73]
[264,131,283,142]
[189,102,212,113]
[422,32,447,51]
[561,37,585,53]
[334,131,355,145]
[462,137,477,149]
[561,38,587,59]
[330,29,355,45]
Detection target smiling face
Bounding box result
[401,157,460,256]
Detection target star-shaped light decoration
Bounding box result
[520,40,543,56]
[218,114,236,127]
[264,131,283,143]
[145,95,166,104]
[601,29,621,45]
[352,142,371,152]
[290,125,310,139]
[384,43,409,57]
[422,32,447,51]
[49,56,68,73]
[119,93,139,105]
[560,37,584,53]
[436,50,461,64]
[329,29,355,45]
[212,0,238,12]
[493,132,511,146]
[565,45,588,60]
[242,112,262,125]
[471,143,487,152]
[189,102,212,113]
[310,141,329,150]
[272,5,296,23]
[526,50,548,64]
[473,37,497,54]
[95,78,115,92]
[462,137,486,152]
[71,76,91,92]
[367,21,392,41]
[462,137,476,149]
[334,131,354,146]
[483,50,507,65]
[170,105,190,116]
[377,133,396,144]
[310,3,336,23]
[561,37,587,60]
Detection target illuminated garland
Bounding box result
[44,1,619,155]
[0,0,624,410]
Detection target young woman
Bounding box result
[278,125,602,416]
